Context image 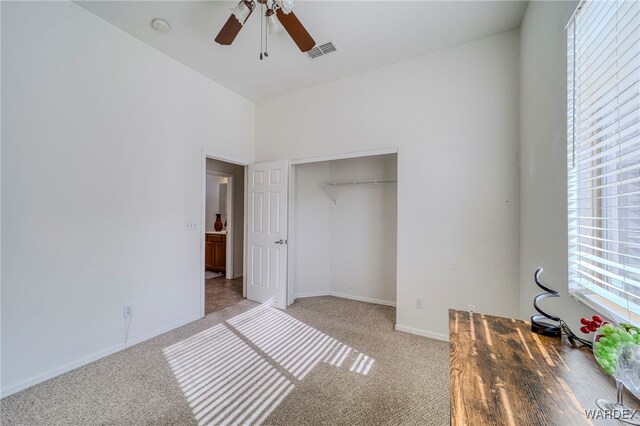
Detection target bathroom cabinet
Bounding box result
[205,233,226,273]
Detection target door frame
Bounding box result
[286,147,399,306]
[201,150,249,318]
[205,170,234,279]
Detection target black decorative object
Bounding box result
[531,267,562,337]
[531,267,592,348]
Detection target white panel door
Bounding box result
[247,160,288,309]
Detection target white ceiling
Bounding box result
[75,1,528,102]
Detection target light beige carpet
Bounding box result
[1,297,449,425]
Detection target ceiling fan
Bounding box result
[214,0,316,57]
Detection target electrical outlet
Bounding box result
[123,305,133,318]
[415,297,424,309]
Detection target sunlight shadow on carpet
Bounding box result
[163,323,293,426]
[227,304,375,380]
[163,303,374,426]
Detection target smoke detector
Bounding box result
[306,41,339,59]
[151,18,171,33]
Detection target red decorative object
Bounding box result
[214,214,223,231]
[579,315,606,335]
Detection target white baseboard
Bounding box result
[294,291,396,307]
[0,342,125,399]
[394,324,448,341]
[125,314,202,348]
[330,292,396,307]
[295,291,332,299]
[0,314,202,399]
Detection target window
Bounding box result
[567,0,640,325]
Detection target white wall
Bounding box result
[206,158,246,277]
[519,0,594,329]
[329,155,397,304]
[256,30,521,338]
[1,1,254,396]
[293,155,397,305]
[293,161,332,297]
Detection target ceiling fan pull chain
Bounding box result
[259,4,264,60]
[264,15,269,58]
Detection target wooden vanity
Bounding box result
[205,232,226,273]
[450,309,639,425]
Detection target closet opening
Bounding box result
[288,152,398,308]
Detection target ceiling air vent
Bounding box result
[306,41,339,59]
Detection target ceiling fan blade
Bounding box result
[275,9,316,53]
[215,10,253,46]
[215,15,242,45]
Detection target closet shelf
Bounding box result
[323,179,397,204]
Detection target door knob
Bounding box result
[275,239,285,244]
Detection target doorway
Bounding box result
[205,171,231,279]
[203,156,247,315]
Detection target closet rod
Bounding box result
[323,179,396,204]
[326,179,397,186]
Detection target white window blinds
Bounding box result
[567,0,640,325]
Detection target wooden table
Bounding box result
[450,310,640,425]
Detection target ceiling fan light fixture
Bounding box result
[274,0,294,14]
[230,0,253,24]
[265,9,282,34]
